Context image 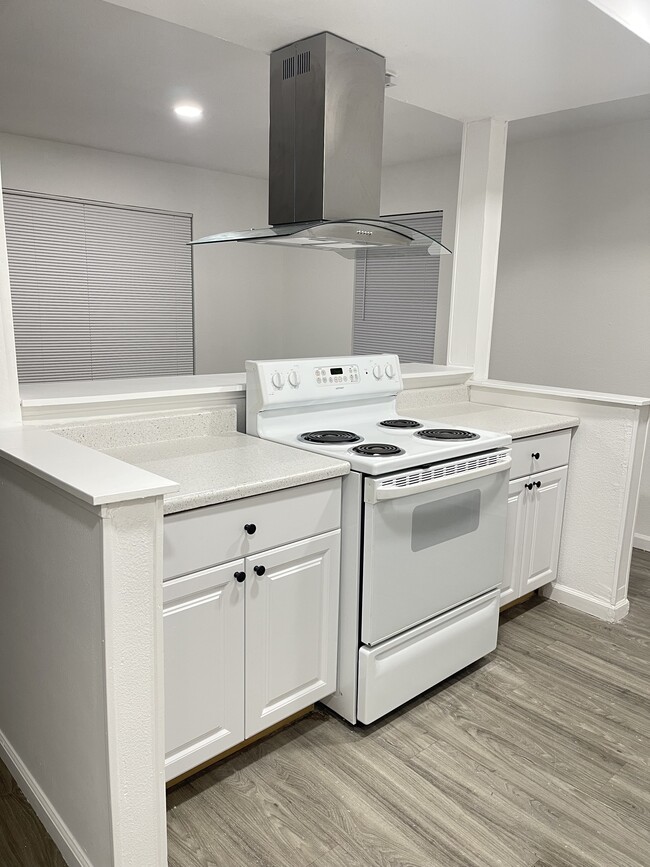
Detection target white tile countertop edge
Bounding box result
[19,365,472,409]
[471,379,650,408]
[19,373,246,406]
[0,425,179,506]
[401,364,474,387]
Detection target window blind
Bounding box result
[352,211,442,364]
[3,190,194,383]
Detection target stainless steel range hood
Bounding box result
[191,32,451,258]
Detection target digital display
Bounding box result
[330,367,343,375]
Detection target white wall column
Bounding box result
[447,118,508,378]
[0,155,21,425]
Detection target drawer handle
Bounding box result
[535,480,541,488]
[525,483,533,490]
[234,571,246,583]
[244,523,257,535]
[532,452,540,460]
[254,565,266,576]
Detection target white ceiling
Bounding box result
[0,0,648,180]
[0,0,462,177]
[104,0,650,121]
[586,0,650,44]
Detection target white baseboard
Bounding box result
[540,583,629,622]
[633,532,650,552]
[0,730,92,867]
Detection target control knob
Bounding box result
[372,363,383,380]
[271,371,285,389]
[288,369,300,388]
[385,362,395,379]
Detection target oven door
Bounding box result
[361,451,511,646]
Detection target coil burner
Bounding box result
[378,419,422,429]
[416,429,479,441]
[299,430,362,445]
[351,443,405,457]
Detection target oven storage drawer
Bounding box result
[163,478,341,580]
[357,590,499,724]
[510,429,571,479]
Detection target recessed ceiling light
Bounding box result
[174,103,203,121]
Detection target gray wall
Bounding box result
[0,133,462,371]
[279,151,462,362]
[0,132,288,374]
[380,153,461,365]
[490,117,650,540]
[0,461,112,864]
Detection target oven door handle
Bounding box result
[364,455,512,504]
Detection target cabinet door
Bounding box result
[245,530,341,738]
[500,477,528,607]
[163,561,245,781]
[522,466,568,593]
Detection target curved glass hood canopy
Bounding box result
[190,219,451,259]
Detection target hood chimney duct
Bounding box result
[269,32,385,225]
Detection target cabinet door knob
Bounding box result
[532,452,540,460]
[535,480,541,488]
[525,483,533,490]
[234,571,246,583]
[253,565,266,576]
[244,523,257,535]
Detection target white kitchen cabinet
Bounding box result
[500,477,528,607]
[521,466,568,593]
[163,562,245,779]
[501,431,570,607]
[245,531,340,737]
[162,479,342,781]
[163,478,341,580]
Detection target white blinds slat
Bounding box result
[3,191,194,383]
[352,212,442,364]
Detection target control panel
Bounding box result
[246,355,403,418]
[314,364,360,386]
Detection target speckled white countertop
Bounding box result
[47,393,577,514]
[397,390,579,439]
[51,408,349,514]
[109,434,348,513]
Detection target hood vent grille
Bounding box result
[297,50,311,75]
[282,56,294,80]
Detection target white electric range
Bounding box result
[246,354,512,724]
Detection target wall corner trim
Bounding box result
[539,583,630,623]
[0,730,93,867]
[633,533,650,552]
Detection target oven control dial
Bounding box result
[372,363,383,380]
[271,371,285,390]
[385,362,395,379]
[288,369,300,388]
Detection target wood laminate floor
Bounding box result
[2,552,650,866]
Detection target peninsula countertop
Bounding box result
[51,408,349,514]
[397,392,580,439]
[106,433,349,514]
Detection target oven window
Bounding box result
[411,490,481,552]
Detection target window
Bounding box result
[352,211,442,363]
[3,190,194,383]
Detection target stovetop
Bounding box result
[260,406,510,475]
[245,355,511,475]
[261,415,510,474]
